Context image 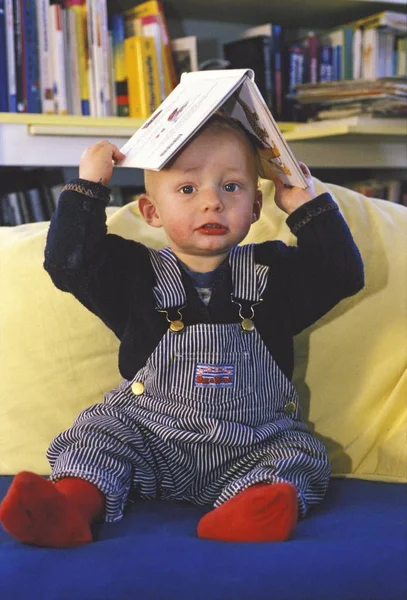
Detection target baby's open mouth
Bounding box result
[196,223,228,234]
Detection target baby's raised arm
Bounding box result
[79,140,126,185]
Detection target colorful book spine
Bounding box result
[65,0,90,116]
[271,25,283,120]
[111,13,129,117]
[319,45,333,82]
[124,35,160,118]
[49,1,68,114]
[36,0,54,113]
[0,0,8,111]
[4,0,16,111]
[21,0,40,113]
[126,0,177,96]
[12,0,25,111]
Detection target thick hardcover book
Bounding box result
[124,35,160,119]
[223,36,273,112]
[119,69,308,188]
[125,0,177,96]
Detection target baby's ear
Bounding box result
[138,194,163,228]
[253,188,263,222]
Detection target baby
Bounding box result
[0,114,364,547]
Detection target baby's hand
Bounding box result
[79,140,126,186]
[272,162,316,215]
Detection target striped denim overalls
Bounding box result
[48,245,331,522]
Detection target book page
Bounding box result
[223,80,308,187]
[119,70,250,170]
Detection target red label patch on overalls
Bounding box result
[194,364,234,388]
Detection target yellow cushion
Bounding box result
[0,178,406,481]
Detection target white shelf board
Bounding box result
[0,115,406,168]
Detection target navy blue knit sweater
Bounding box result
[44,179,364,382]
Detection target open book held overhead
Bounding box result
[119,69,309,189]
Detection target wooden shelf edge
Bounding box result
[0,112,145,129]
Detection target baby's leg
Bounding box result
[0,472,104,548]
[1,401,153,548]
[197,482,298,542]
[197,430,330,542]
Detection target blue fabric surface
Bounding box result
[0,477,406,600]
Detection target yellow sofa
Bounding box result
[0,177,406,481]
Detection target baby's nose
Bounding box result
[203,188,223,209]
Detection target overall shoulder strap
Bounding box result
[148,247,186,309]
[228,245,269,302]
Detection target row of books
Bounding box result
[222,11,407,121]
[0,0,178,118]
[0,183,64,226]
[1,177,405,227]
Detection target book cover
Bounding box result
[171,36,198,81]
[223,36,273,112]
[118,69,308,189]
[124,35,160,118]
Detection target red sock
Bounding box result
[0,471,105,548]
[197,482,298,543]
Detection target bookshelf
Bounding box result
[0,0,406,209]
[0,113,405,169]
[110,0,406,28]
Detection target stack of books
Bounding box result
[291,77,407,120]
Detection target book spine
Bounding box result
[4,0,16,111]
[362,27,378,80]
[49,2,68,114]
[127,0,177,95]
[272,25,283,120]
[342,26,354,80]
[0,0,8,111]
[319,45,333,82]
[13,0,25,111]
[111,13,129,117]
[22,0,40,113]
[140,14,166,102]
[286,45,306,121]
[262,36,273,112]
[66,1,90,116]
[352,27,363,79]
[7,192,24,224]
[397,37,407,76]
[17,190,33,222]
[304,32,319,84]
[98,0,111,116]
[36,0,54,113]
[26,187,46,222]
[125,35,160,118]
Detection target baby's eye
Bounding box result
[179,185,196,194]
[224,183,240,192]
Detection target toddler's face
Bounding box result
[140,126,262,271]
